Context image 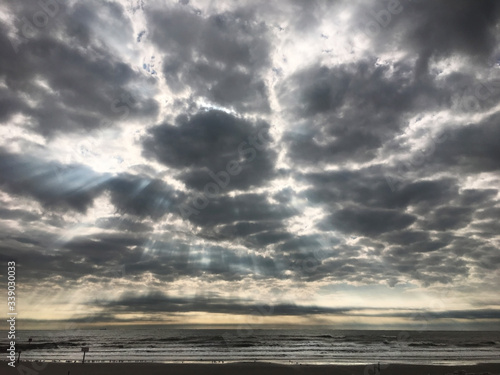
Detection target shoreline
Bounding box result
[3,362,500,375]
[3,359,500,365]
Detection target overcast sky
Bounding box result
[1,0,500,330]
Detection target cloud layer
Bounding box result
[0,0,499,328]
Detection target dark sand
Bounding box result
[4,362,500,375]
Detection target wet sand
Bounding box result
[4,362,500,375]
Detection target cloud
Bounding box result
[107,174,184,219]
[278,60,447,165]
[145,4,271,113]
[351,0,500,76]
[0,1,158,137]
[0,149,108,213]
[0,149,184,220]
[431,115,500,174]
[0,0,499,329]
[94,291,352,316]
[142,110,277,191]
[320,207,416,236]
[95,217,153,233]
[187,193,295,227]
[302,169,458,211]
[419,206,474,232]
[0,207,41,222]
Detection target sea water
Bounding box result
[2,329,499,365]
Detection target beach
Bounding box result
[6,329,500,365]
[4,362,500,375]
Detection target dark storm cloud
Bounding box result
[248,231,293,247]
[95,217,153,233]
[419,206,474,232]
[274,250,379,283]
[302,168,458,211]
[381,247,470,286]
[321,206,416,237]
[0,205,285,284]
[0,1,158,137]
[142,231,446,285]
[0,231,282,284]
[283,65,351,117]
[457,189,498,207]
[187,193,295,229]
[352,0,500,75]
[121,242,278,282]
[395,239,449,254]
[0,150,184,218]
[473,245,500,270]
[20,307,500,326]
[471,220,500,239]
[196,221,294,251]
[0,207,41,222]
[447,236,485,257]
[200,246,280,279]
[107,174,185,219]
[413,309,500,320]
[89,291,500,320]
[475,207,500,221]
[145,4,271,113]
[0,150,109,213]
[278,61,447,164]
[0,241,97,282]
[0,230,198,284]
[384,147,497,197]
[303,168,496,241]
[190,195,297,251]
[381,230,430,246]
[436,235,500,273]
[1,0,499,330]
[403,0,500,65]
[298,163,498,277]
[277,235,340,256]
[215,221,283,239]
[359,309,500,320]
[0,232,141,283]
[430,115,500,174]
[0,86,24,123]
[273,188,294,204]
[279,53,500,170]
[143,110,277,191]
[63,234,145,262]
[95,291,353,316]
[289,162,497,285]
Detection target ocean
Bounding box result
[2,329,500,365]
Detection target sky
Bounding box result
[0,0,500,330]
